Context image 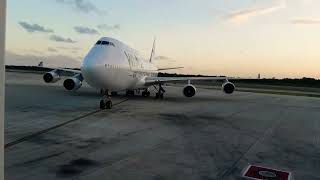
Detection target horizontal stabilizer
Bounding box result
[157,67,184,71]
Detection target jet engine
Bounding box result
[222,81,235,94]
[63,76,82,91]
[43,70,60,83]
[183,84,197,97]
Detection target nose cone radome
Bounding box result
[81,56,105,88]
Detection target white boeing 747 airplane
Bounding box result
[43,37,236,109]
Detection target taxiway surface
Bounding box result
[5,72,320,180]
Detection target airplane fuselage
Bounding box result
[81,37,158,91]
[43,36,236,109]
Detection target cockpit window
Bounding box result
[101,41,109,45]
[96,40,115,47]
[100,41,115,47]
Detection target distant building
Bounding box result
[258,73,261,79]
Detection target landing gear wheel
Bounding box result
[142,90,150,97]
[100,100,106,109]
[100,100,112,109]
[155,93,164,99]
[100,89,112,110]
[154,83,165,100]
[106,100,112,109]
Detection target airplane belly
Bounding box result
[100,69,135,91]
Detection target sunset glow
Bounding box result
[5,0,320,78]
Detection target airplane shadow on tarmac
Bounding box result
[59,86,247,104]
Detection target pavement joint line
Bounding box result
[73,135,179,180]
[217,109,285,180]
[77,105,256,179]
[4,98,130,149]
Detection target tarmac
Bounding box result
[5,71,320,180]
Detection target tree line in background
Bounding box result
[159,72,320,88]
[5,65,320,88]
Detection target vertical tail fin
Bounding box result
[149,38,156,63]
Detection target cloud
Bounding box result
[74,26,99,34]
[97,24,120,31]
[50,35,77,43]
[291,19,320,25]
[56,0,106,15]
[5,51,81,68]
[48,47,58,52]
[56,46,81,50]
[224,0,286,23]
[18,21,54,33]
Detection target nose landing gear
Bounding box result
[100,90,112,109]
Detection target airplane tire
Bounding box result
[146,92,150,97]
[160,93,164,99]
[106,101,112,109]
[100,100,106,109]
[142,91,146,97]
[155,93,159,99]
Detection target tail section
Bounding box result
[149,38,156,63]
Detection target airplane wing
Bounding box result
[42,67,83,84]
[144,76,233,86]
[50,68,81,75]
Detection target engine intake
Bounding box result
[222,81,235,94]
[43,71,60,83]
[63,77,82,91]
[183,84,197,97]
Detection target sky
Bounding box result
[5,0,320,78]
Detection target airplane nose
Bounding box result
[80,45,118,89]
[81,57,105,88]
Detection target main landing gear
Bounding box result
[142,89,151,97]
[154,83,165,99]
[100,90,112,109]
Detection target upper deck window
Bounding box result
[96,40,102,45]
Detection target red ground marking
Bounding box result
[243,165,291,180]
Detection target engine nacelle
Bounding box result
[43,71,60,83]
[222,81,235,94]
[63,77,82,91]
[183,84,197,97]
